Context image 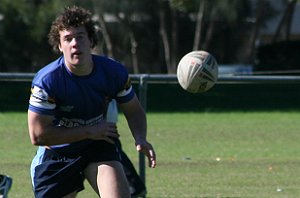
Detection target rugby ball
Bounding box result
[177,50,218,93]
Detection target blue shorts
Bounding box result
[31,140,121,198]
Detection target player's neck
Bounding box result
[66,59,94,76]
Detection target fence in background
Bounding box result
[1,72,300,187]
[2,72,300,83]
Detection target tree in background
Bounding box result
[272,0,297,43]
[0,0,297,73]
[0,0,34,71]
[0,0,69,72]
[92,0,156,73]
[75,0,160,73]
[159,0,252,72]
[254,0,300,73]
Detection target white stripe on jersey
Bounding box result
[30,86,56,110]
[29,98,56,110]
[50,144,70,148]
[117,86,132,97]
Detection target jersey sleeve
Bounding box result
[28,76,56,116]
[115,75,135,104]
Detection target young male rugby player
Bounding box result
[28,6,156,198]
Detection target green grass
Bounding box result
[1,111,300,197]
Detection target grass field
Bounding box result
[1,111,300,197]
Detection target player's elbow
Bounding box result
[28,110,55,145]
[29,130,47,146]
[30,136,42,146]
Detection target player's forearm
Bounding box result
[29,124,90,146]
[28,110,94,146]
[119,94,148,142]
[126,109,147,143]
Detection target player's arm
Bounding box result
[118,94,156,168]
[28,110,119,146]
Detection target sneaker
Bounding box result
[0,175,12,198]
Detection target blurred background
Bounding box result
[0,0,299,75]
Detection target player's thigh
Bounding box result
[84,161,130,198]
[83,162,100,195]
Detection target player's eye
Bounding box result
[75,34,86,41]
[77,35,84,39]
[63,37,73,42]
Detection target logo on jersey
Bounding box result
[60,106,74,112]
[117,77,133,97]
[124,77,132,90]
[31,86,48,101]
[58,114,104,127]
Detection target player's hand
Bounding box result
[136,140,156,168]
[89,121,119,144]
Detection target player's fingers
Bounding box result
[103,137,115,144]
[136,144,156,168]
[106,122,117,132]
[148,149,156,168]
[106,130,119,138]
[136,143,151,156]
[100,122,119,137]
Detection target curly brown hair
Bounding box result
[48,6,98,53]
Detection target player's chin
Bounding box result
[70,55,83,63]
[70,59,81,66]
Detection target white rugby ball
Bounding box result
[177,50,218,93]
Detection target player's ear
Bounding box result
[90,38,95,49]
[58,44,63,52]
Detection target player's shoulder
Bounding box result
[33,56,64,85]
[92,54,126,72]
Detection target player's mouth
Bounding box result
[72,51,82,58]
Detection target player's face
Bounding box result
[58,26,93,72]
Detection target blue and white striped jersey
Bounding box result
[28,54,134,149]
